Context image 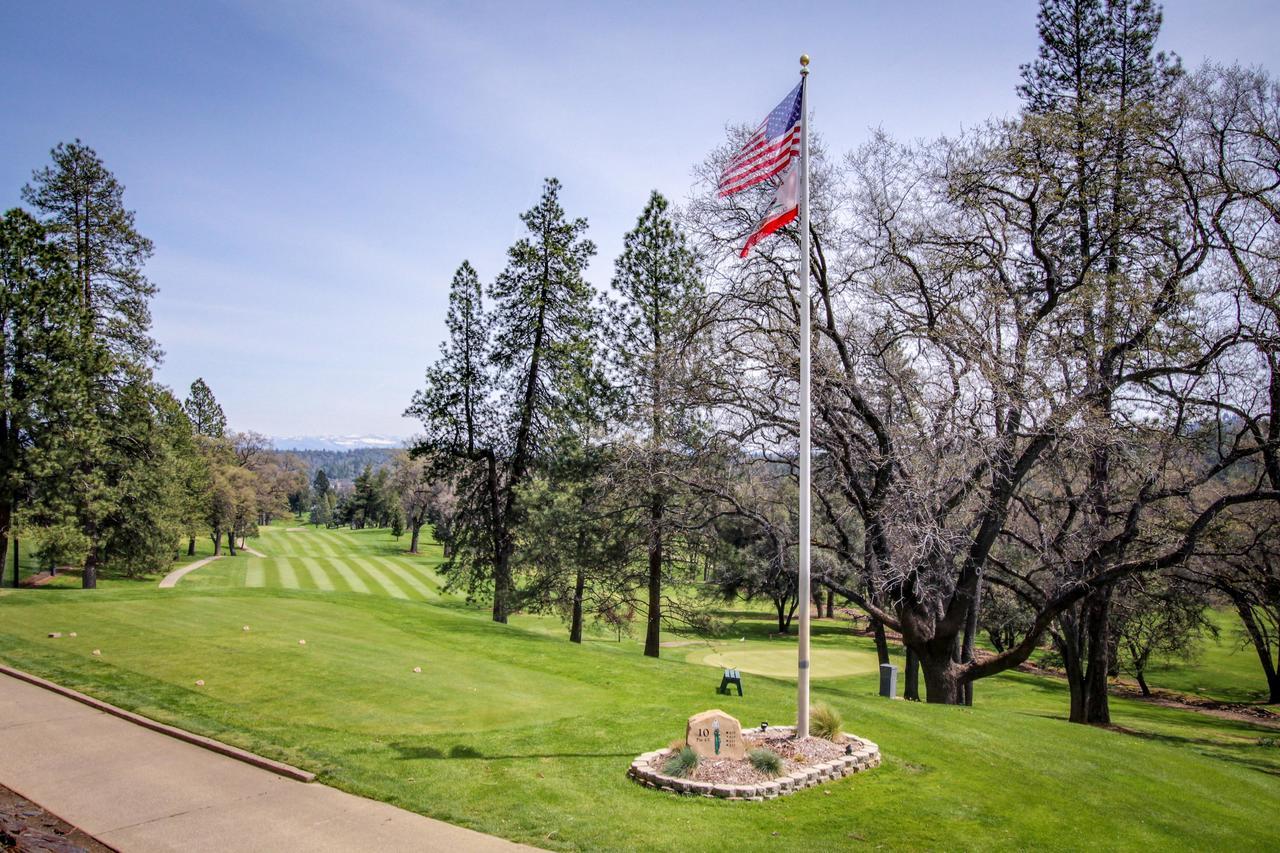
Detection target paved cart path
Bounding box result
[0,671,535,852]
[158,555,221,588]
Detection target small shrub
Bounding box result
[748,747,783,776]
[1259,737,1279,748]
[662,746,699,778]
[810,702,844,741]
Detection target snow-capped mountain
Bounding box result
[270,434,405,452]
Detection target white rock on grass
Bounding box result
[298,639,306,645]
[242,626,251,632]
[69,632,77,638]
[412,667,422,673]
[195,679,205,687]
[91,649,101,656]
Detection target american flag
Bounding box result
[718,82,803,197]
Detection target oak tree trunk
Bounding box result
[919,649,965,704]
[870,617,890,666]
[904,648,921,701]
[1235,598,1280,704]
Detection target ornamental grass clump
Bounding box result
[748,747,783,776]
[662,746,699,778]
[810,702,844,741]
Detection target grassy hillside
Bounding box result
[1,526,1277,851]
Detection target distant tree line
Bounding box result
[410,0,1280,722]
[276,447,397,481]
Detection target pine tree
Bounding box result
[607,191,706,657]
[1015,0,1183,724]
[0,209,82,586]
[183,377,227,437]
[21,140,158,369]
[487,179,602,622]
[313,469,330,499]
[22,142,167,587]
[408,179,604,623]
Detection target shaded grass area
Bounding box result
[2,572,1278,849]
[6,530,222,590]
[1136,607,1274,705]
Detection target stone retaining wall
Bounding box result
[627,727,880,801]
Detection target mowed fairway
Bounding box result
[178,525,448,602]
[1,526,1278,851]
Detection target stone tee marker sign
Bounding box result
[685,709,745,760]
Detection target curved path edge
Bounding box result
[0,667,534,851]
[159,554,221,589]
[0,662,314,782]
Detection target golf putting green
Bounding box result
[689,644,881,679]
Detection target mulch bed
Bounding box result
[0,784,112,852]
[686,729,853,786]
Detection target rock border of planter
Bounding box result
[627,727,880,801]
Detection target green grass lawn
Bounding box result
[1,525,1278,851]
[178,524,449,603]
[4,529,222,589]
[1135,607,1274,705]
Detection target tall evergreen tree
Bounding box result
[0,209,82,586]
[409,180,603,623]
[183,377,227,437]
[21,140,158,370]
[1015,0,1183,724]
[607,191,707,657]
[23,142,166,587]
[486,179,602,622]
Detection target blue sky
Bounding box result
[3,1,1278,437]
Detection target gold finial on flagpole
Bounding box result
[800,54,810,68]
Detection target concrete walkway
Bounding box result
[158,555,221,589]
[0,672,533,852]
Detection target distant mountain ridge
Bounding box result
[270,434,405,452]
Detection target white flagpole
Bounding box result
[796,53,812,739]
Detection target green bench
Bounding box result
[718,668,743,696]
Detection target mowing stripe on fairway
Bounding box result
[386,557,444,592]
[310,536,341,558]
[299,557,335,591]
[372,558,438,600]
[358,561,411,599]
[245,562,265,588]
[276,558,301,589]
[322,557,371,594]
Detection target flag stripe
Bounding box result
[719,83,802,198]
[720,131,799,195]
[718,133,802,196]
[740,206,798,258]
[719,131,801,188]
